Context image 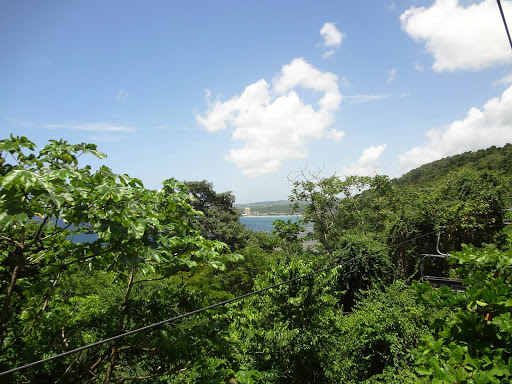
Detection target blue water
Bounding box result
[62,216,306,242]
[239,215,303,233]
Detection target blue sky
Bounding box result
[3,0,512,203]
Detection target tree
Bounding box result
[184,180,250,251]
[0,136,235,383]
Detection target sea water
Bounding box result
[239,215,304,233]
[68,215,306,243]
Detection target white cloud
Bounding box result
[399,84,512,171]
[197,58,343,176]
[495,73,512,85]
[415,63,424,72]
[115,90,128,101]
[323,49,336,59]
[320,22,345,59]
[320,22,345,47]
[386,66,397,83]
[342,144,387,176]
[88,135,128,142]
[344,94,390,103]
[401,0,512,72]
[46,122,136,133]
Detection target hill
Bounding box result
[395,144,512,190]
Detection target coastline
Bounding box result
[241,214,302,218]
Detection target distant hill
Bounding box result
[234,200,305,215]
[395,144,512,190]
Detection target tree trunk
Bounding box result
[103,266,136,384]
[0,263,20,349]
[0,235,25,350]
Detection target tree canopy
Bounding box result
[1,137,512,383]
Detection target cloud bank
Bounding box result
[399,84,512,170]
[401,0,512,71]
[197,58,343,176]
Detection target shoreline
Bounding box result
[240,215,303,218]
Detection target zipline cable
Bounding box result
[497,0,512,50]
[0,227,444,377]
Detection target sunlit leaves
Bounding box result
[414,246,512,382]
[0,136,234,381]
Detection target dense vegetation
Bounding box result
[1,136,512,383]
[396,143,512,192]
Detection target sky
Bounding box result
[2,0,512,203]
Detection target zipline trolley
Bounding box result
[420,226,465,292]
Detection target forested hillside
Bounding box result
[1,136,512,383]
[396,143,512,191]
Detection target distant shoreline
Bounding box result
[241,214,302,218]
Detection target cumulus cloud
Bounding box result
[401,0,512,72]
[320,22,345,59]
[46,122,136,133]
[342,144,387,176]
[399,84,512,171]
[197,58,343,176]
[321,22,344,47]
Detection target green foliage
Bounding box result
[185,180,250,251]
[328,281,432,383]
[0,136,232,382]
[289,174,396,257]
[414,245,512,383]
[334,234,393,309]
[396,143,512,195]
[1,136,511,383]
[227,257,343,383]
[272,219,305,254]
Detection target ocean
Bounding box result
[239,215,304,233]
[68,215,305,243]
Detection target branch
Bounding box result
[55,352,81,383]
[28,215,50,247]
[40,222,73,241]
[0,235,21,248]
[29,247,113,267]
[23,270,62,336]
[57,248,112,267]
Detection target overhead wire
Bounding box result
[0,226,444,377]
[497,0,512,50]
